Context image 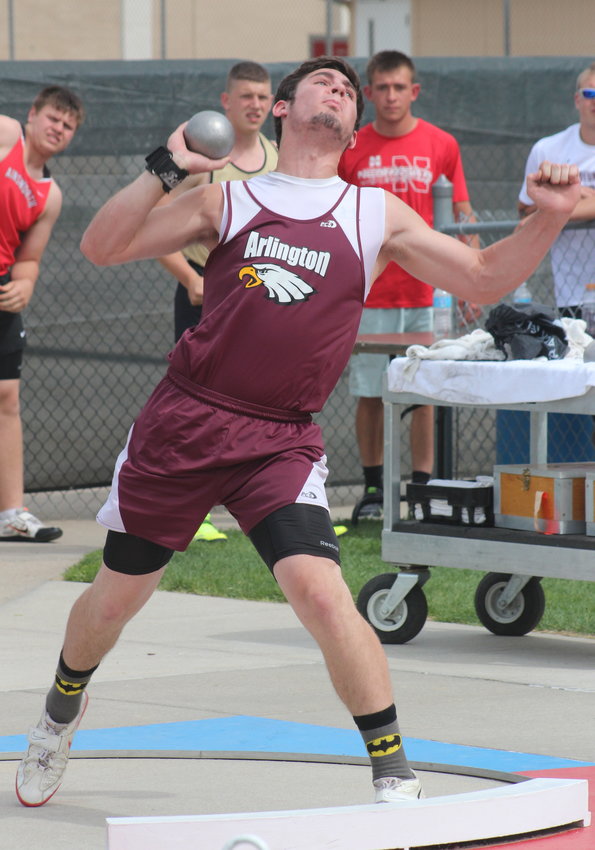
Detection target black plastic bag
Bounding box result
[485,303,568,360]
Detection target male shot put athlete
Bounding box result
[16,57,580,808]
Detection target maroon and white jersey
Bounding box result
[168,172,385,413]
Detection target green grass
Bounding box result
[64,521,595,637]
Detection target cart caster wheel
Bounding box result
[357,573,428,644]
[474,572,545,636]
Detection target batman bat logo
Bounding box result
[366,733,402,757]
[55,675,85,696]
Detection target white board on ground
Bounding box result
[106,777,590,850]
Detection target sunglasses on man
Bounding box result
[579,88,595,99]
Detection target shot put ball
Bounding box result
[183,111,235,159]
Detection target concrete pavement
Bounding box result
[0,514,593,849]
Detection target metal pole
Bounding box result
[326,0,333,54]
[432,176,455,479]
[160,0,167,59]
[8,0,15,60]
[432,174,454,231]
[502,0,510,56]
[368,18,374,56]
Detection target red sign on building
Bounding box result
[310,36,350,57]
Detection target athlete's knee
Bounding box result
[84,588,132,629]
[0,381,20,415]
[277,557,350,624]
[302,585,346,628]
[89,531,174,624]
[83,564,159,628]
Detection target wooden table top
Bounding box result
[353,332,438,355]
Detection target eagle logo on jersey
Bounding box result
[239,263,317,305]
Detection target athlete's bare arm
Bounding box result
[81,177,224,266]
[520,185,595,223]
[0,115,21,157]
[380,161,581,304]
[154,172,209,303]
[81,124,230,267]
[0,182,63,314]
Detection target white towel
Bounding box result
[560,317,595,360]
[402,320,593,383]
[403,328,505,380]
[387,358,595,404]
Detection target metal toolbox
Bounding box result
[493,463,595,534]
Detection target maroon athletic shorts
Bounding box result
[97,374,330,550]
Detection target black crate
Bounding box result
[406,482,494,527]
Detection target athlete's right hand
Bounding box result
[167,122,231,175]
[0,278,34,313]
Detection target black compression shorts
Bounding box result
[249,503,341,573]
[0,347,24,379]
[103,530,174,575]
[102,504,340,576]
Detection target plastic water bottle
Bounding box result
[582,282,595,336]
[513,281,532,306]
[433,288,453,337]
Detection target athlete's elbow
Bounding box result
[470,285,495,305]
[466,256,497,304]
[469,281,499,305]
[80,231,114,266]
[470,269,513,304]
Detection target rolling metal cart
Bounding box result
[356,361,595,644]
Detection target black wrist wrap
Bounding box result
[145,146,189,192]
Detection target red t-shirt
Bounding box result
[0,134,52,274]
[339,119,470,308]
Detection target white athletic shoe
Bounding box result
[373,773,425,803]
[15,692,88,807]
[0,509,62,542]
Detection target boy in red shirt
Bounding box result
[0,86,84,541]
[340,51,475,514]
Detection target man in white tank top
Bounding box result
[16,57,580,810]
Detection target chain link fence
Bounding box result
[3,57,593,519]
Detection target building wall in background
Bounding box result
[352,0,411,57]
[5,0,122,60]
[509,0,595,56]
[0,0,348,62]
[351,0,594,58]
[2,1,593,62]
[413,0,503,57]
[162,0,345,62]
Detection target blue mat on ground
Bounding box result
[1,715,592,772]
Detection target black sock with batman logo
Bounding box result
[354,704,414,781]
